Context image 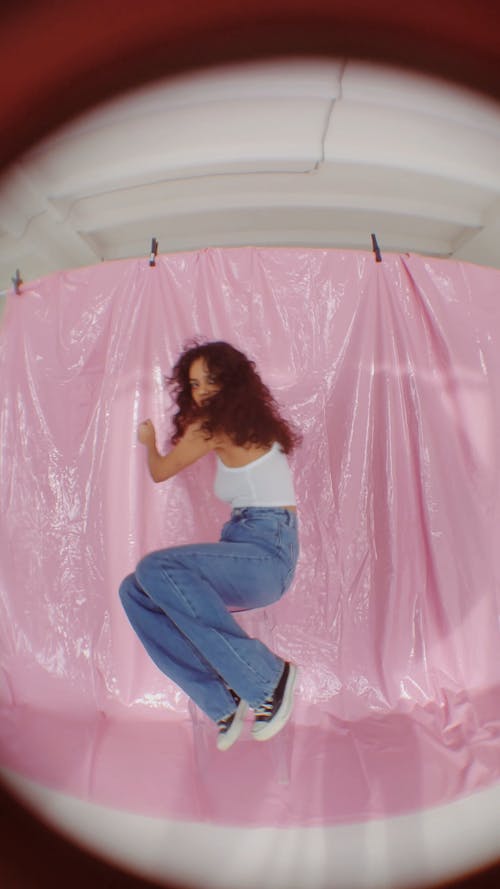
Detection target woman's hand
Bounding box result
[137,419,156,446]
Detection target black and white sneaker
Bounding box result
[252,662,297,742]
[216,696,248,751]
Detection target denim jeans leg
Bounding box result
[119,573,236,721]
[120,509,299,723]
[135,543,285,711]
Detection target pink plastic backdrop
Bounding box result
[1,247,500,826]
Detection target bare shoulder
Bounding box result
[214,438,272,468]
[174,423,214,458]
[148,422,218,483]
[182,422,222,449]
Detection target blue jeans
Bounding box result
[119,508,299,723]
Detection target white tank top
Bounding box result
[214,442,296,508]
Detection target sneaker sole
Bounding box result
[252,663,297,742]
[216,699,248,751]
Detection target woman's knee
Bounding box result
[135,548,192,601]
[135,549,171,588]
[118,573,136,604]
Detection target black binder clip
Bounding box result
[371,233,382,263]
[12,269,23,294]
[149,238,158,267]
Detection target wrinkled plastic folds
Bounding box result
[1,248,499,826]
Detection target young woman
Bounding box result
[119,340,301,751]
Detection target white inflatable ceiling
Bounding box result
[1,57,500,293]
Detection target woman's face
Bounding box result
[188,357,221,407]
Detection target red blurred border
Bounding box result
[1,775,499,889]
[0,0,499,174]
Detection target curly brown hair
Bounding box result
[167,340,301,454]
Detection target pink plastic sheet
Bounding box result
[1,247,500,826]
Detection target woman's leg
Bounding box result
[119,572,236,721]
[134,541,284,711]
[120,509,298,723]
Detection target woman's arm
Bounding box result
[137,419,216,483]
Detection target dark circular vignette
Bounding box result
[0,0,499,174]
[0,1,499,888]
[0,776,499,889]
[0,778,182,889]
